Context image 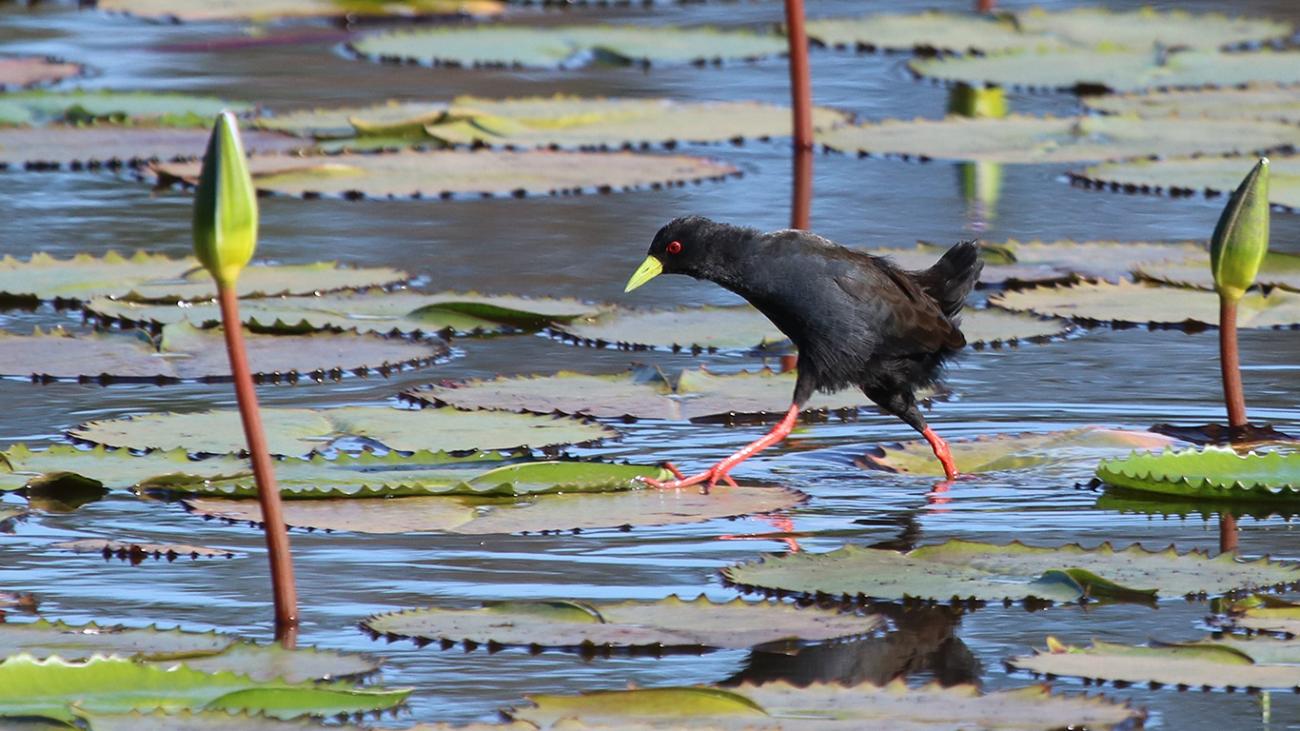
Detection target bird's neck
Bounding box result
[699,227,766,295]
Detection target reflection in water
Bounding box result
[958,161,1003,234]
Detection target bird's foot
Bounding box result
[637,462,738,494]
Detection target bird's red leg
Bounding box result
[922,426,959,481]
[640,404,801,493]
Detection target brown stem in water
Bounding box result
[976,0,995,12]
[1219,295,1248,431]
[1220,513,1238,554]
[783,0,813,152]
[791,145,813,230]
[218,284,299,644]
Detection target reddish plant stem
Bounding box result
[783,0,813,152]
[218,284,299,645]
[976,0,995,12]
[1219,295,1248,430]
[1220,513,1238,554]
[790,146,813,230]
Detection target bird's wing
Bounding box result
[833,263,965,354]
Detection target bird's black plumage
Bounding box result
[645,215,983,433]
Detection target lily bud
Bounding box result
[193,111,258,288]
[1210,158,1270,303]
[946,83,1007,119]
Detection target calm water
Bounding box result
[1,0,1300,727]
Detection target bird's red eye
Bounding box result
[666,240,683,255]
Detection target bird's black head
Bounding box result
[625,216,754,292]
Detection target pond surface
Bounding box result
[1,0,1300,727]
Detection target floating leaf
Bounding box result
[363,596,882,652]
[96,0,502,22]
[0,445,237,494]
[1073,154,1300,212]
[819,115,1300,163]
[184,484,804,534]
[73,710,334,731]
[71,406,612,456]
[87,290,596,335]
[0,57,82,91]
[883,239,1204,286]
[1083,84,1300,124]
[0,90,250,127]
[1096,447,1300,502]
[861,428,1179,477]
[722,539,1299,604]
[804,12,1035,54]
[0,127,303,168]
[510,680,1143,730]
[151,149,739,200]
[1216,596,1300,635]
[1011,636,1300,689]
[910,48,1300,94]
[348,26,786,70]
[49,539,239,560]
[990,280,1300,328]
[0,324,440,382]
[0,252,407,303]
[1139,250,1300,292]
[553,306,1067,352]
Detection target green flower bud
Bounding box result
[193,111,258,288]
[946,83,1007,119]
[1210,158,1270,303]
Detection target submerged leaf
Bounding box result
[0,90,249,127]
[1083,84,1300,124]
[1073,154,1300,211]
[990,280,1300,328]
[0,126,303,167]
[1096,447,1300,502]
[1011,636,1300,689]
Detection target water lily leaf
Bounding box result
[363,596,882,652]
[1096,447,1300,502]
[1083,84,1300,124]
[0,324,440,382]
[552,306,1067,353]
[0,90,251,128]
[885,239,1204,286]
[1137,250,1300,292]
[820,115,1300,163]
[0,654,408,723]
[510,680,1143,730]
[990,280,1300,328]
[1217,597,1300,635]
[0,444,239,494]
[722,539,1299,604]
[151,149,739,200]
[71,405,612,457]
[860,428,1180,477]
[183,483,803,534]
[1072,155,1300,212]
[1010,636,1300,689]
[1014,7,1292,49]
[96,0,502,22]
[72,710,334,731]
[348,26,786,70]
[804,12,1035,54]
[0,126,303,167]
[86,290,596,335]
[0,252,406,303]
[910,48,1300,94]
[49,539,239,560]
[0,57,82,91]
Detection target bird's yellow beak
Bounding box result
[624,256,663,293]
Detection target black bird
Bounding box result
[624,216,982,490]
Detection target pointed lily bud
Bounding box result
[947,83,1007,119]
[1210,158,1270,303]
[193,111,258,288]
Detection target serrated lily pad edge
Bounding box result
[1096,447,1300,500]
[1067,159,1300,214]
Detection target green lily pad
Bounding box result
[0,444,235,494]
[0,654,407,723]
[990,279,1300,328]
[0,90,251,128]
[1096,447,1300,502]
[96,0,503,22]
[883,239,1203,286]
[0,252,407,304]
[861,428,1179,477]
[910,48,1300,94]
[363,596,882,652]
[722,539,1299,604]
[86,290,596,336]
[1010,636,1300,689]
[509,680,1143,730]
[1137,250,1300,292]
[348,25,786,70]
[552,306,1068,353]
[1215,596,1300,635]
[72,711,335,731]
[0,324,441,382]
[150,149,739,200]
[183,483,804,534]
[1014,6,1292,49]
[70,405,613,456]
[804,12,1036,54]
[1072,155,1300,212]
[49,539,239,560]
[0,126,303,167]
[819,115,1300,164]
[1083,84,1300,124]
[0,57,83,91]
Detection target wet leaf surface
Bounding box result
[49,538,239,560]
[1216,596,1300,634]
[990,280,1300,328]
[722,539,1299,604]
[1011,636,1300,689]
[0,126,304,167]
[1073,155,1300,211]
[73,710,335,731]
[1083,84,1300,123]
[0,57,82,90]
[819,115,1300,164]
[363,596,883,652]
[0,90,249,127]
[1096,447,1300,501]
[96,0,502,22]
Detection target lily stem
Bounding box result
[1220,513,1238,554]
[783,0,813,152]
[1219,295,1248,431]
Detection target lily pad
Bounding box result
[151,149,739,200]
[70,406,612,456]
[1071,155,1300,212]
[184,483,804,534]
[0,324,441,382]
[363,596,882,652]
[990,280,1300,328]
[1137,250,1300,292]
[0,444,238,494]
[0,126,303,168]
[510,680,1144,730]
[804,12,1037,54]
[910,48,1300,94]
[72,711,334,731]
[49,539,239,560]
[96,0,502,22]
[348,25,786,70]
[552,306,1068,353]
[86,290,596,335]
[1010,636,1300,689]
[0,57,82,91]
[819,115,1300,164]
[722,539,1300,604]
[1015,6,1292,49]
[885,239,1204,286]
[1096,447,1300,502]
[0,252,407,304]
[0,90,250,128]
[1083,84,1300,124]
[1216,596,1300,635]
[860,428,1180,477]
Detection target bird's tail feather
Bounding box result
[915,241,983,320]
